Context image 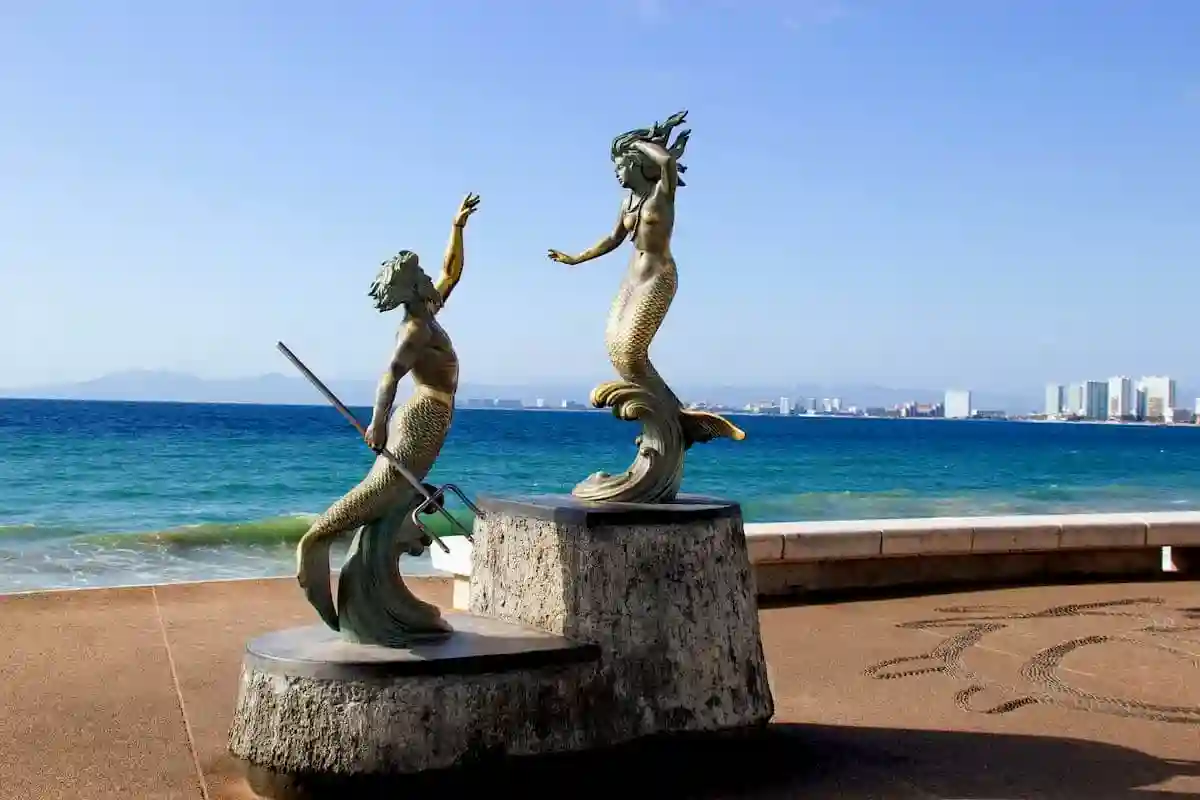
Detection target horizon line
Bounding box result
[0,369,1048,396]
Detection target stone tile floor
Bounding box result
[1,576,1196,799]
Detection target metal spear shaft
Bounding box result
[275,341,473,553]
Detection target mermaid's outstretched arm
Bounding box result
[548,208,628,266]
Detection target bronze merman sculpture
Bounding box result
[294,193,480,645]
[548,111,744,503]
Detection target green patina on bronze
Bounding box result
[293,194,481,647]
[548,111,745,504]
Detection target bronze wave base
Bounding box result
[572,380,745,504]
[572,381,686,504]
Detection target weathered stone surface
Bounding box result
[228,496,773,783]
[469,494,775,745]
[227,613,600,776]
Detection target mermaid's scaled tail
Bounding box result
[605,276,745,448]
[604,351,747,447]
[680,408,746,447]
[583,264,746,502]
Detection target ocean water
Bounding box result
[4,397,1200,593]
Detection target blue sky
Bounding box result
[1,0,1197,394]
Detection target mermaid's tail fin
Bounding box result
[590,379,745,447]
[680,408,746,447]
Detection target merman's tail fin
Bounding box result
[680,408,746,447]
[297,536,339,631]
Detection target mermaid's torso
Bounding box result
[606,188,678,387]
[623,187,674,277]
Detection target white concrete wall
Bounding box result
[431,511,1200,607]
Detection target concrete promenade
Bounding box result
[434,510,1200,606]
[1,573,1197,799]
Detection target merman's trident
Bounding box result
[276,341,481,552]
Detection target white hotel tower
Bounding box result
[944,389,972,419]
[1107,376,1133,419]
[1137,376,1177,421]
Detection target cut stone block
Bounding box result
[469,493,774,744]
[1058,515,1147,549]
[878,518,973,556]
[782,521,883,561]
[970,517,1061,553]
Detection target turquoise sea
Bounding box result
[4,397,1200,593]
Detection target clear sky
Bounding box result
[1,0,1197,394]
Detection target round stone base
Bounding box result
[227,613,599,780]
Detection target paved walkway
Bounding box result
[1,577,1196,799]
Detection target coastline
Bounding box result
[2,508,1195,596]
[5,395,1197,427]
[7,400,1200,594]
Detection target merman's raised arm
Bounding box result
[434,193,480,304]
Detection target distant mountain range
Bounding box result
[0,369,1043,413]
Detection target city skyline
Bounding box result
[1044,374,1183,422]
[10,367,1200,422]
[0,366,1042,411]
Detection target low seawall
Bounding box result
[432,511,1200,603]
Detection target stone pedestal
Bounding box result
[469,494,775,745]
[227,612,599,786]
[228,494,773,790]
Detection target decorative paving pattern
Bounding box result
[865,597,1200,724]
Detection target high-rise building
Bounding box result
[1083,380,1108,420]
[944,389,972,419]
[1139,375,1177,421]
[1106,376,1133,419]
[1044,384,1064,416]
[779,396,792,416]
[1066,382,1086,416]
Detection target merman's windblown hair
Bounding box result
[368,250,443,315]
[610,110,691,187]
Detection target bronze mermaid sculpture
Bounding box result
[295,193,480,645]
[548,111,744,503]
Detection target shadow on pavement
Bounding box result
[242,722,1199,800]
[755,572,1189,608]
